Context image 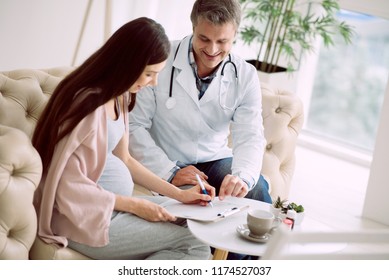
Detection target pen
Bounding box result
[217,207,238,217]
[195,174,214,207]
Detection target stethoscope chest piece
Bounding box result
[165,97,176,109]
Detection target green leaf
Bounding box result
[238,0,355,71]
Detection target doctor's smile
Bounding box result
[203,51,222,59]
[201,51,225,65]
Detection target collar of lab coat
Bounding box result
[172,36,233,106]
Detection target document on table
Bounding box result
[161,196,249,222]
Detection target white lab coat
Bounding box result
[128,36,266,185]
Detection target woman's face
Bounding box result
[129,61,167,93]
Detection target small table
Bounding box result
[187,196,271,259]
[187,196,341,260]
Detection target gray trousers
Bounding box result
[68,196,210,260]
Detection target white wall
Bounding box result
[0,0,107,70]
[362,77,389,225]
[110,0,194,41]
[0,0,194,71]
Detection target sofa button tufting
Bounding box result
[275,107,282,113]
[266,144,272,150]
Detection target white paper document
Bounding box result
[161,196,249,222]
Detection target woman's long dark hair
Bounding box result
[32,17,170,174]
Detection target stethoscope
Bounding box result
[165,40,239,110]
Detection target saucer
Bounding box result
[236,224,270,243]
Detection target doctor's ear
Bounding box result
[232,32,238,44]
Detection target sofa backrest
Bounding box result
[260,82,304,199]
[0,67,74,138]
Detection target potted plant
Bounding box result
[271,196,288,218]
[287,201,305,225]
[239,0,355,74]
[272,196,305,224]
[288,201,304,213]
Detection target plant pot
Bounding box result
[246,59,298,93]
[294,212,305,225]
[247,60,287,74]
[270,206,283,219]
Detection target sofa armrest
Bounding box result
[0,125,42,259]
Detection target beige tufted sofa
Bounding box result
[0,67,303,259]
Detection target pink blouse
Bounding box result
[34,92,129,247]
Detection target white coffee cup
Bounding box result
[247,209,274,238]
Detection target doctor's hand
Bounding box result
[171,165,208,187]
[219,174,248,200]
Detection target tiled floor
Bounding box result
[288,144,385,231]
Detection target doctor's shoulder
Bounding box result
[230,53,259,82]
[170,39,181,48]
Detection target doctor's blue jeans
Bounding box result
[194,157,272,204]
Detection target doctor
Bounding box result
[128,0,271,204]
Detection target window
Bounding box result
[305,11,389,152]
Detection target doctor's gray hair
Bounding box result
[190,0,241,29]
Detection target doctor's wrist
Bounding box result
[166,166,180,183]
[234,172,255,191]
[240,178,251,191]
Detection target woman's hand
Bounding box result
[115,196,176,222]
[132,198,177,222]
[176,181,216,206]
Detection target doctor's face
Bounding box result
[192,18,236,78]
[129,61,166,93]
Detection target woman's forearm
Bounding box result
[124,155,184,201]
[114,195,141,213]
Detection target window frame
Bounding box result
[295,0,389,167]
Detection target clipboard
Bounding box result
[161,197,250,222]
